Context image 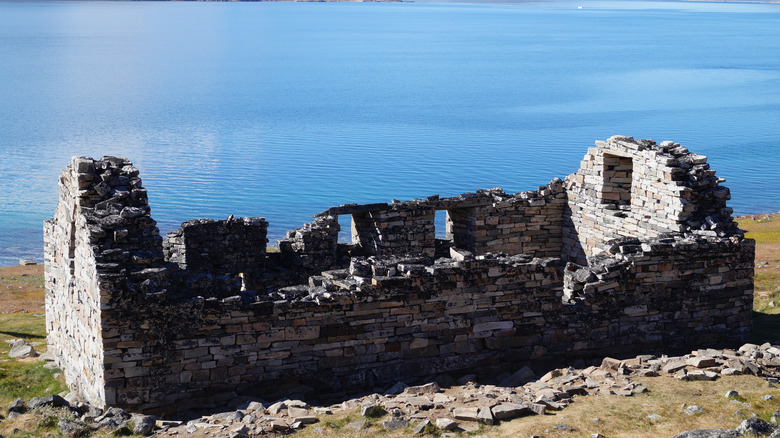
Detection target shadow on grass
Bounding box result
[752,310,780,344]
[0,331,45,339]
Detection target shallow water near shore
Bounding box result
[1,0,779,266]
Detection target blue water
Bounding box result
[1,0,780,266]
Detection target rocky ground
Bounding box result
[4,341,779,438]
[151,342,780,438]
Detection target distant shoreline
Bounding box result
[653,0,780,4]
[22,0,776,3]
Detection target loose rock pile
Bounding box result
[6,395,158,437]
[140,342,780,437]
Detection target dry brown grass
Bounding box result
[496,375,780,437]
[0,264,45,314]
[287,375,780,438]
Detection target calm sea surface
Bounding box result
[1,0,779,266]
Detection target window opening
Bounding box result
[336,214,351,243]
[433,209,453,258]
[434,210,449,240]
[601,153,633,210]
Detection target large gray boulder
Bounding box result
[736,418,778,436]
[131,413,157,436]
[27,394,69,410]
[58,418,88,438]
[9,339,36,358]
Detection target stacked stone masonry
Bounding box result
[44,136,754,415]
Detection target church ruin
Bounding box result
[44,136,754,415]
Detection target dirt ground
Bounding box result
[0,264,45,314]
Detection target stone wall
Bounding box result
[45,156,167,409]
[163,217,268,290]
[318,181,566,260]
[44,137,754,415]
[562,135,736,263]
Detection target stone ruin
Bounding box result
[44,136,754,415]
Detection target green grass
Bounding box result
[0,362,66,405]
[0,313,66,408]
[739,213,780,244]
[0,273,44,287]
[0,314,47,348]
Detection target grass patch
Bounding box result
[739,212,780,244]
[0,361,66,406]
[0,313,47,348]
[322,413,357,431]
[0,310,66,409]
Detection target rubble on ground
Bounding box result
[7,342,780,437]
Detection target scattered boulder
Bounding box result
[382,418,408,430]
[413,419,434,434]
[9,339,36,359]
[213,410,244,421]
[8,397,26,415]
[684,405,705,415]
[453,407,480,422]
[347,419,367,430]
[435,417,458,431]
[491,403,532,420]
[27,394,69,410]
[403,382,440,395]
[397,395,433,410]
[736,417,778,436]
[687,370,718,381]
[287,406,309,418]
[360,403,385,418]
[477,407,494,425]
[385,381,408,395]
[58,418,87,438]
[244,401,266,414]
[93,406,131,431]
[267,401,287,415]
[554,424,575,432]
[687,357,719,368]
[131,413,157,436]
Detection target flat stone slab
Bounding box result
[687,357,718,368]
[453,407,480,422]
[687,370,718,381]
[491,403,532,420]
